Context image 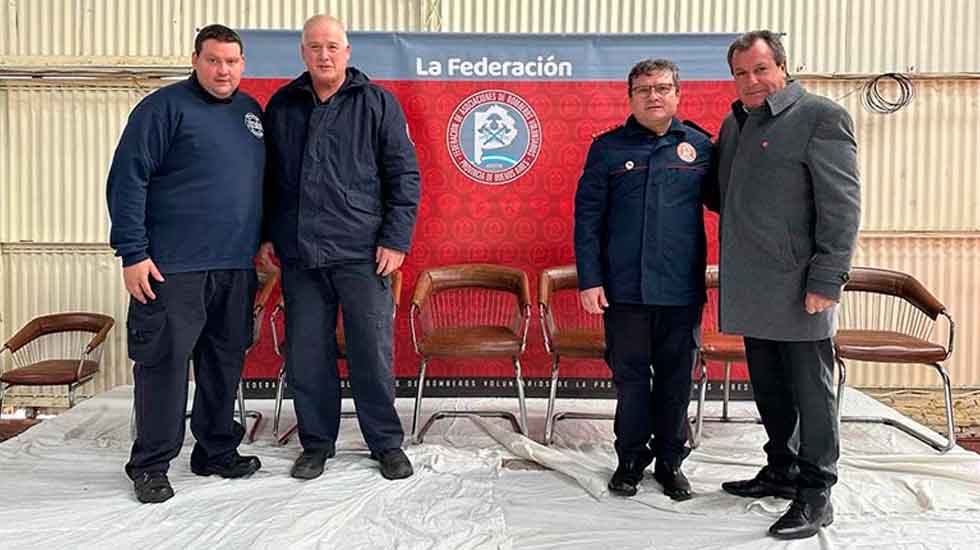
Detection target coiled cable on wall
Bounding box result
[861,72,915,114]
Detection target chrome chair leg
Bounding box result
[722,361,731,421]
[513,356,529,436]
[273,362,287,444]
[411,358,428,443]
[543,355,561,445]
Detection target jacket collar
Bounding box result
[188,71,236,104]
[731,80,805,120]
[623,115,685,138]
[285,67,369,101]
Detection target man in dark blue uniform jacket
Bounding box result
[574,59,715,501]
[106,25,265,504]
[260,15,421,481]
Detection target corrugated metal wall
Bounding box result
[805,79,980,232]
[2,1,979,405]
[0,0,424,64]
[3,1,979,73]
[434,0,980,74]
[0,82,160,243]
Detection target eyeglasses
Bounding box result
[630,84,676,98]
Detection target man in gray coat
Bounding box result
[713,31,860,540]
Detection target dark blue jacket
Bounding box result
[574,116,714,306]
[106,74,265,272]
[263,68,421,268]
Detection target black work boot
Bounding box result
[191,451,262,479]
[768,488,834,540]
[653,462,693,501]
[722,466,797,500]
[133,472,175,504]
[608,460,647,497]
[370,448,414,480]
[290,447,336,480]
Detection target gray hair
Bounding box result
[726,30,787,73]
[627,59,680,96]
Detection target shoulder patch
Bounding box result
[682,119,712,140]
[592,123,624,140]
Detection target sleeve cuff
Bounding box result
[121,250,149,268]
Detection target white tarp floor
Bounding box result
[2,386,980,550]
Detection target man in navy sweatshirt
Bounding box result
[260,15,421,481]
[106,24,265,504]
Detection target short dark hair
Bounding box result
[194,24,243,55]
[727,30,786,73]
[627,59,680,96]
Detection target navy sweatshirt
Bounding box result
[106,73,265,273]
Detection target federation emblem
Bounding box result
[244,112,264,139]
[676,142,696,163]
[447,89,542,185]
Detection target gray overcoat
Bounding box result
[715,80,861,341]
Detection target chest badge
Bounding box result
[676,142,697,163]
[625,160,635,170]
[244,112,264,139]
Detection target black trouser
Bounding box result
[125,269,257,479]
[281,262,402,453]
[603,302,701,468]
[743,337,839,490]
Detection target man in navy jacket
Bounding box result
[574,59,715,501]
[107,24,265,504]
[260,15,421,481]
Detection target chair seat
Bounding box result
[551,328,605,358]
[419,326,523,357]
[0,419,41,441]
[835,330,948,363]
[700,332,746,362]
[0,359,99,385]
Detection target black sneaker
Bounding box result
[370,448,414,480]
[133,472,174,504]
[191,452,262,479]
[608,461,647,497]
[291,448,336,480]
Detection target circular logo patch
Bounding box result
[244,112,264,139]
[446,89,542,185]
[676,142,696,163]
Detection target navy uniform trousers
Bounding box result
[604,302,702,468]
[281,262,403,453]
[126,269,257,479]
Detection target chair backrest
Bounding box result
[839,267,944,341]
[411,264,531,332]
[3,313,114,367]
[538,265,603,350]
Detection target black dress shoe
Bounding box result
[191,452,262,478]
[370,448,414,480]
[722,466,797,500]
[653,464,693,501]
[768,489,834,540]
[608,461,646,497]
[133,472,174,504]
[291,448,336,480]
